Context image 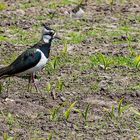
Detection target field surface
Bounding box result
[0,0,140,139]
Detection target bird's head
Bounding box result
[42,24,60,43]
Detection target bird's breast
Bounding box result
[34,49,48,69]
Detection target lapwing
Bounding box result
[0,24,60,92]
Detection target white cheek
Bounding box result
[43,28,50,33]
[43,37,49,43]
[43,35,52,43]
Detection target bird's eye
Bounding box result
[50,32,54,35]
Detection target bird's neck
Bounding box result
[39,43,51,58]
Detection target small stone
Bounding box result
[75,8,85,18]
[5,98,14,102]
[64,11,69,15]
[71,8,85,18]
[60,96,66,102]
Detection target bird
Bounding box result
[0,24,60,92]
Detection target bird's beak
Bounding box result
[54,36,61,40]
[53,33,61,40]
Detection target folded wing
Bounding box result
[0,48,41,78]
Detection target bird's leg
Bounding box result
[31,73,39,93]
[6,77,11,93]
[27,75,32,92]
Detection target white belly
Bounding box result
[20,49,48,75]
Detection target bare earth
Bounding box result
[0,0,140,139]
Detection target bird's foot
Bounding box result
[33,81,40,93]
[27,74,41,93]
[27,81,41,93]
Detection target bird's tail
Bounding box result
[0,66,11,79]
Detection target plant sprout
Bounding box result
[64,101,77,121]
